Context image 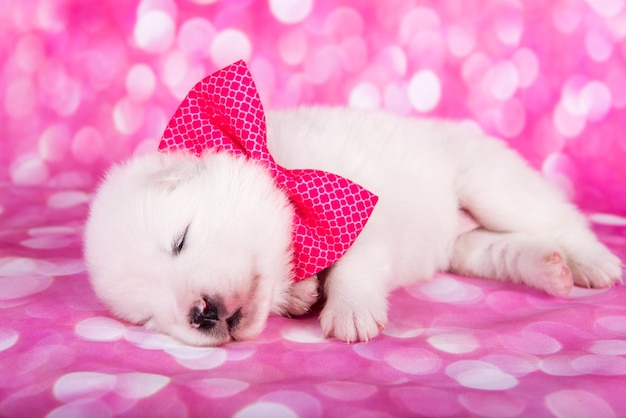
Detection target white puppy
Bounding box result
[84,107,623,346]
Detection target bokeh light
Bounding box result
[0,0,624,214]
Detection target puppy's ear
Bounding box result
[150,156,201,190]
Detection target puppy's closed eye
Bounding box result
[172,224,190,256]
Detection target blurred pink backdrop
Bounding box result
[1,0,625,213]
[2,2,626,417]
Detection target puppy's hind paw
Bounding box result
[319,299,387,343]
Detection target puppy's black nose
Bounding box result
[190,298,219,329]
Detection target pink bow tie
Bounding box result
[158,61,378,282]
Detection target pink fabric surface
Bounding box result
[1,0,626,417]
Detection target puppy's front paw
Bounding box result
[285,275,319,317]
[319,296,387,343]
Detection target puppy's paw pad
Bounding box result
[320,302,387,343]
[544,264,573,298]
[529,249,573,297]
[286,275,319,317]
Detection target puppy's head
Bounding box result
[84,151,295,346]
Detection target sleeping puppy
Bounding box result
[84,107,623,346]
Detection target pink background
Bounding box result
[1,0,626,417]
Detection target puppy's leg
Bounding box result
[456,137,623,291]
[450,230,574,297]
[319,245,389,343]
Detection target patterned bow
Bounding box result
[158,61,378,281]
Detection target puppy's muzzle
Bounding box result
[189,297,242,333]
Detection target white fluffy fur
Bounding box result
[84,107,623,345]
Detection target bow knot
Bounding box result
[159,61,378,281]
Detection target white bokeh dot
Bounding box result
[512,48,539,88]
[481,354,539,376]
[113,97,145,135]
[383,82,412,115]
[177,17,215,56]
[446,24,475,58]
[585,0,624,17]
[10,154,49,185]
[446,360,518,390]
[495,98,526,138]
[33,258,85,276]
[281,321,326,343]
[459,392,527,418]
[494,0,524,46]
[261,390,322,418]
[126,64,156,102]
[75,317,127,342]
[589,213,626,226]
[545,389,616,418]
[53,372,117,402]
[385,348,442,375]
[278,29,308,65]
[349,82,381,110]
[172,349,228,370]
[0,275,52,300]
[539,354,581,376]
[0,328,19,351]
[47,399,113,418]
[498,330,562,355]
[269,0,313,24]
[408,70,441,113]
[162,50,189,89]
[399,7,441,45]
[483,60,519,101]
[595,315,626,336]
[39,124,70,162]
[72,126,103,165]
[588,340,626,355]
[134,10,175,53]
[390,386,463,416]
[408,276,483,304]
[47,191,90,209]
[585,29,613,62]
[572,354,626,375]
[15,34,46,73]
[4,77,37,119]
[0,257,38,276]
[427,332,479,354]
[305,46,340,85]
[126,326,229,370]
[553,101,586,138]
[580,80,612,121]
[541,152,576,199]
[210,29,252,68]
[315,381,377,401]
[189,378,249,398]
[234,402,298,418]
[53,371,169,404]
[115,373,170,399]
